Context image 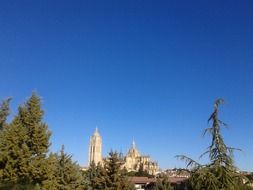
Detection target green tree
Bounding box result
[127,163,153,177]
[0,98,11,130]
[41,153,59,190]
[156,175,172,190]
[104,151,134,190]
[177,99,249,190]
[136,163,153,177]
[0,110,32,187]
[85,162,106,190]
[0,93,52,188]
[145,174,172,190]
[0,98,11,179]
[52,145,84,190]
[18,93,51,185]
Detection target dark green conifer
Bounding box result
[156,174,172,190]
[41,153,59,190]
[0,93,52,188]
[104,151,134,190]
[18,92,51,156]
[85,162,106,190]
[0,105,33,188]
[135,163,153,177]
[17,93,51,186]
[145,173,172,190]
[0,98,11,129]
[53,145,84,190]
[177,99,250,190]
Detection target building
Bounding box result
[129,176,188,190]
[165,168,191,178]
[124,140,159,175]
[88,127,102,165]
[129,177,156,190]
[87,128,159,175]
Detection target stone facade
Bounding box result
[88,128,102,165]
[124,140,159,175]
[88,129,158,175]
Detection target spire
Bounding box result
[132,138,136,149]
[127,138,140,157]
[93,127,100,137]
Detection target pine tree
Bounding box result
[85,162,106,190]
[96,163,107,189]
[0,104,33,188]
[177,99,250,190]
[17,92,51,186]
[86,162,98,189]
[0,93,52,188]
[104,151,134,190]
[155,174,172,190]
[135,163,152,177]
[18,92,51,156]
[41,153,59,190]
[0,98,11,130]
[145,173,172,190]
[52,145,84,190]
[0,98,11,179]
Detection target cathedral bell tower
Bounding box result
[88,127,102,165]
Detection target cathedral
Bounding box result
[88,128,159,175]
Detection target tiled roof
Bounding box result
[129,177,156,184]
[129,176,188,185]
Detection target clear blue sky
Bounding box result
[0,0,253,171]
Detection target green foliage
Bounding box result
[203,99,238,168]
[146,174,172,190]
[135,163,153,177]
[18,92,51,157]
[0,93,52,187]
[177,99,249,190]
[155,174,173,190]
[0,98,11,129]
[127,163,153,177]
[0,112,33,184]
[85,151,134,190]
[85,162,106,189]
[104,151,134,190]
[50,146,84,190]
[0,181,37,190]
[0,93,87,189]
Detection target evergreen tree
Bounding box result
[52,145,84,190]
[146,173,172,190]
[104,151,134,190]
[135,163,153,177]
[0,112,32,187]
[18,92,51,156]
[17,93,51,185]
[0,93,52,188]
[156,174,173,190]
[85,162,106,190]
[0,98,11,179]
[0,98,11,129]
[177,99,250,190]
[41,153,59,190]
